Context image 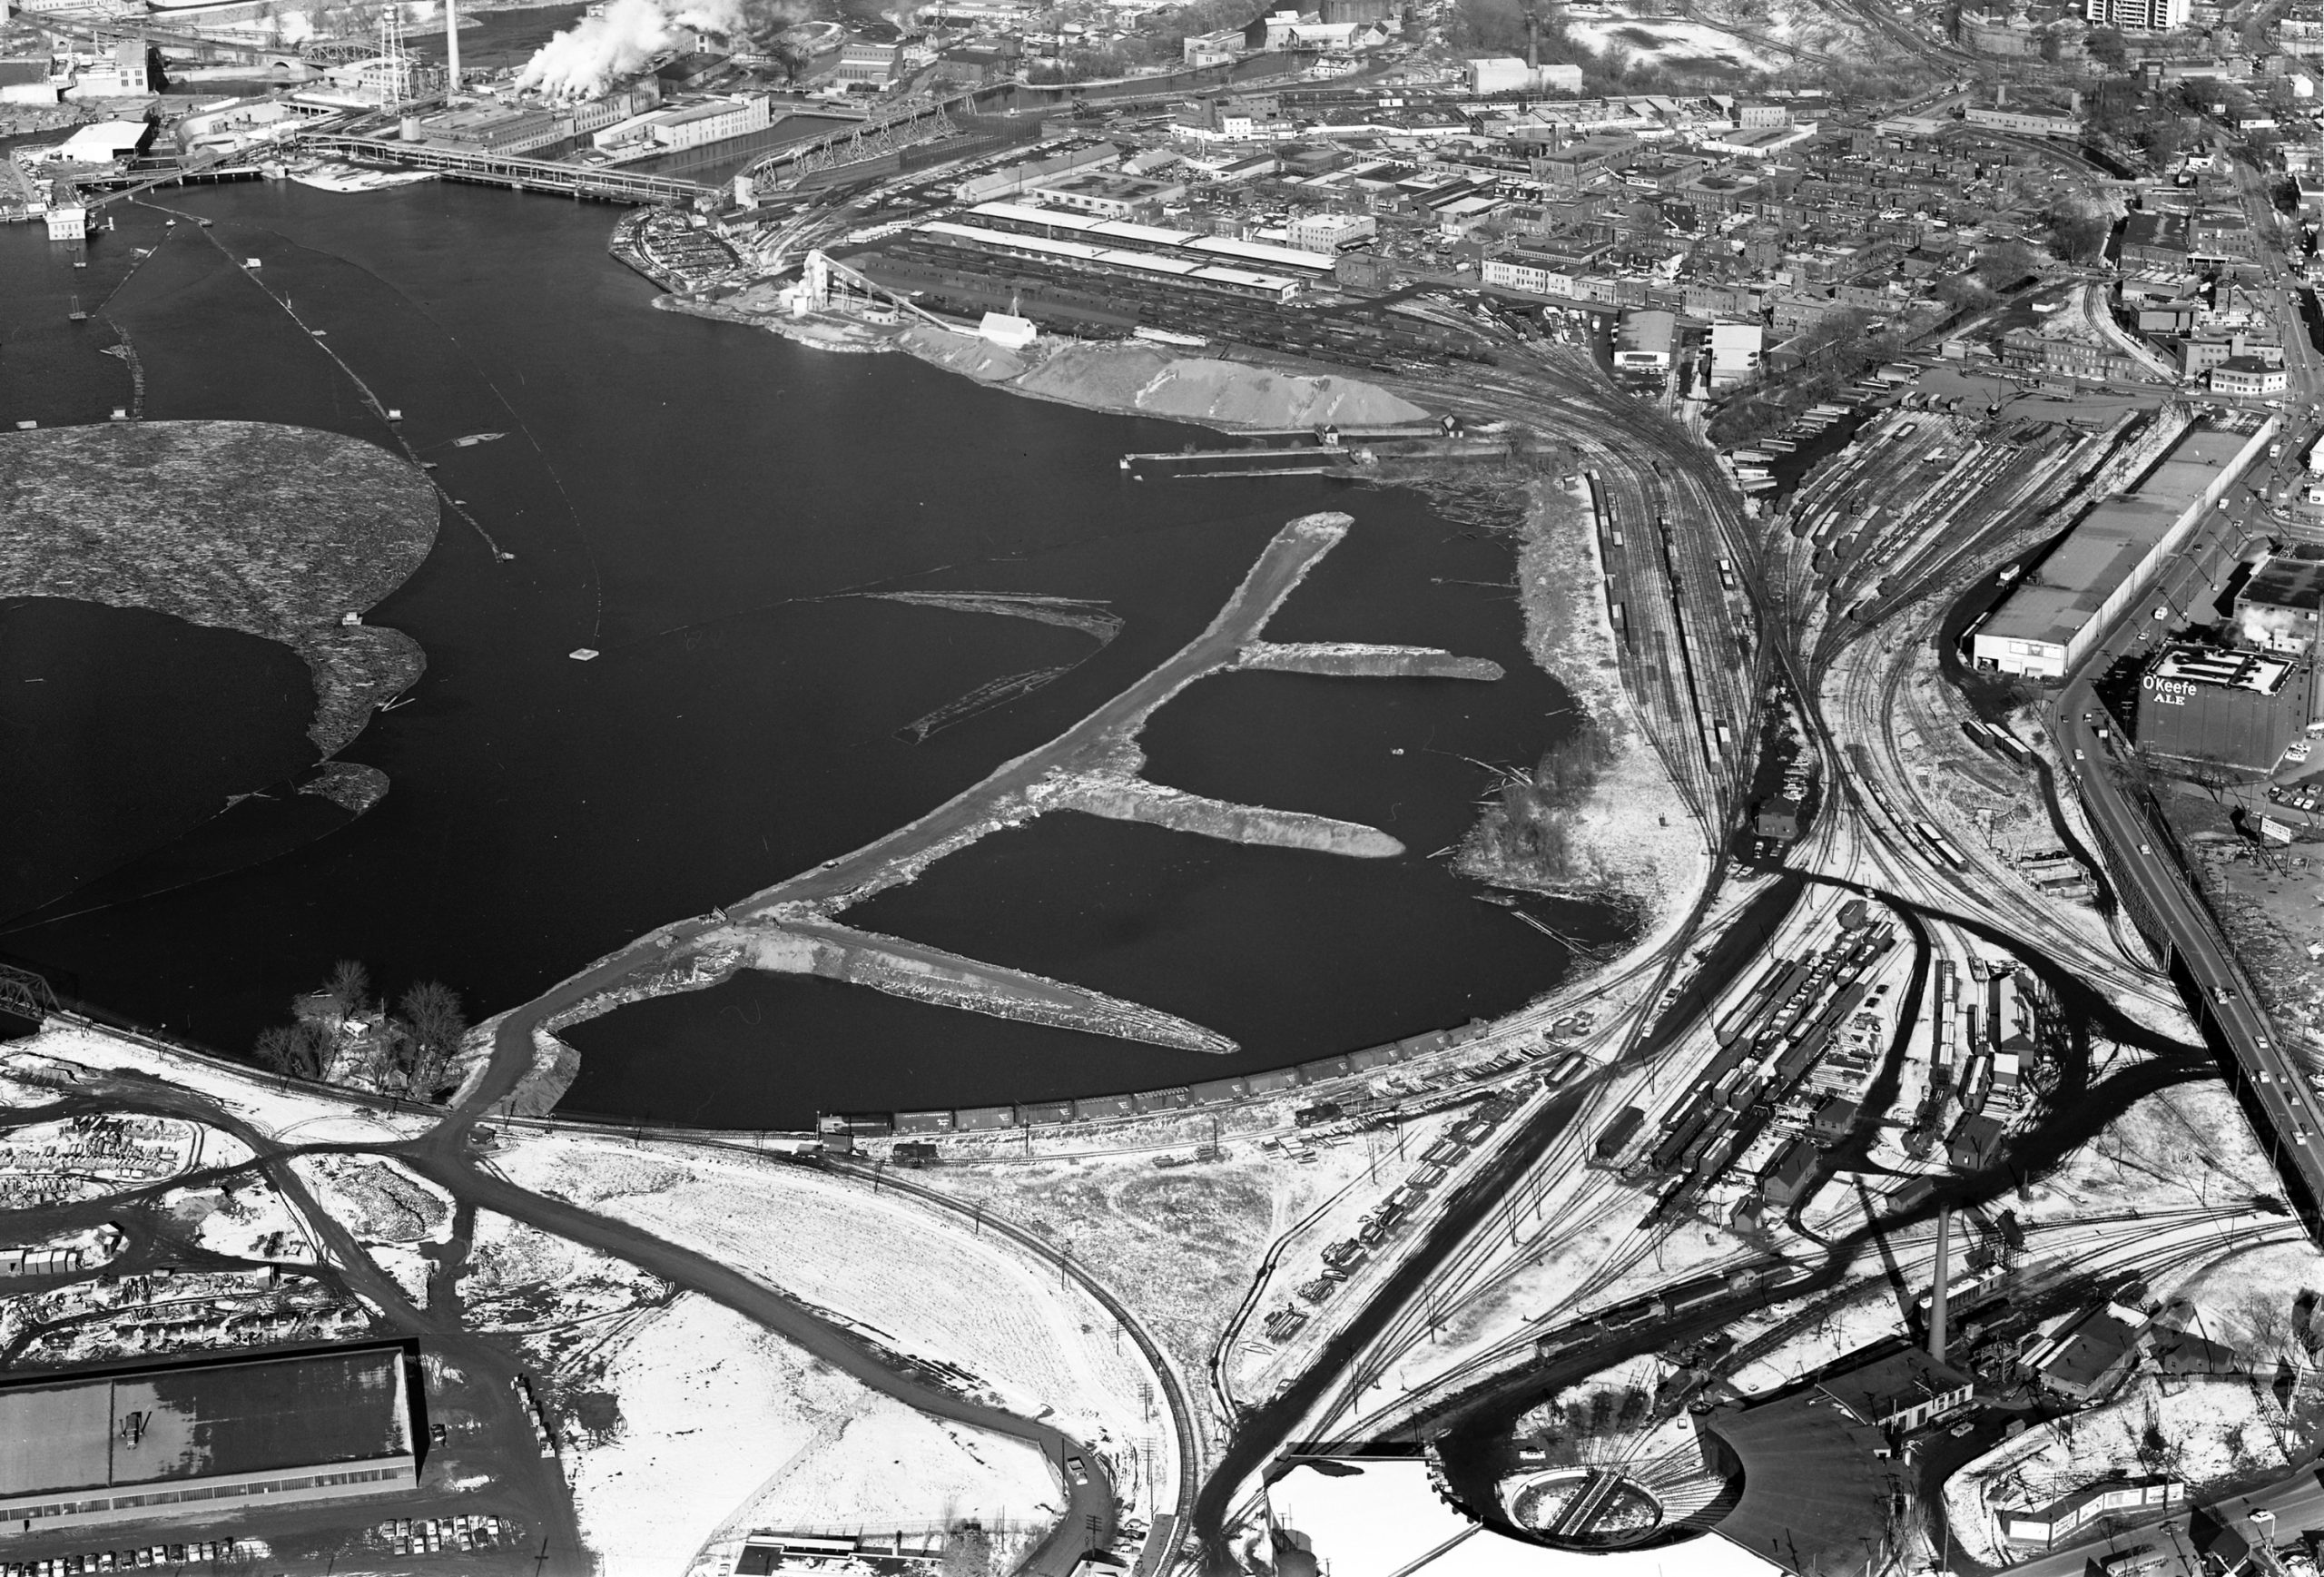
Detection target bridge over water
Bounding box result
[300,134,714,203]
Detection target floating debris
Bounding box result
[570,648,600,661]
[450,432,506,448]
[896,665,1071,743]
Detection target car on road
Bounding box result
[1066,1455,1088,1485]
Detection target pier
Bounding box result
[300,135,714,203]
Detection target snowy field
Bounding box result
[6,1023,433,1145]
[496,1135,1174,1525]
[1564,15,1786,73]
[566,1293,1062,1577]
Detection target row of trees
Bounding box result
[253,960,468,1099]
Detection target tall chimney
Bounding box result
[1926,1207,1954,1364]
[1524,1,1540,69]
[445,0,461,92]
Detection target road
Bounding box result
[2049,676,2324,1224]
[418,1153,1121,1574]
[2004,1459,2324,1577]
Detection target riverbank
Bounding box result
[662,297,1435,431]
[0,420,437,756]
[1475,475,1705,925]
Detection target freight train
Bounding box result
[825,1022,1521,1136]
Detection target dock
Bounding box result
[1121,431,1537,480]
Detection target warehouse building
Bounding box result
[0,1345,418,1534]
[2134,644,2313,771]
[1969,419,2278,679]
[1615,309,1677,370]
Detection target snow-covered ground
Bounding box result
[462,1209,671,1375]
[496,1134,1174,1528]
[922,1131,1378,1455]
[168,1176,316,1263]
[567,1293,1063,1577]
[1945,1374,2296,1564]
[1269,1455,1781,1577]
[1564,15,1786,73]
[368,1243,433,1306]
[6,1023,432,1145]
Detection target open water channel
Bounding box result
[0,175,1626,1129]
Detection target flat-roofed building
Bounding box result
[0,1345,417,1534]
[1481,246,1601,299]
[1969,419,2277,678]
[2237,549,2324,652]
[1615,308,1677,370]
[2134,642,2313,770]
[1030,170,1187,219]
[2212,355,2289,397]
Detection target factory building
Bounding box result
[2134,643,2313,771]
[2237,549,2324,654]
[1969,419,2278,679]
[0,1345,418,1534]
[1285,212,1375,252]
[1031,171,1187,220]
[832,41,905,86]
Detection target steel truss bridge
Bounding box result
[742,95,964,187]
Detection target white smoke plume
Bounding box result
[515,0,744,100]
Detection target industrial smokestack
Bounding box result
[1927,1207,1954,1364]
[446,0,461,91]
[1523,1,1540,69]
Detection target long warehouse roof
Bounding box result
[0,1346,412,1498]
[916,221,1300,293]
[960,200,1334,272]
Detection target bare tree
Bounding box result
[396,981,467,1098]
[253,1022,328,1080]
[323,959,372,1021]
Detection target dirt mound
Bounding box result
[1014,342,1174,408]
[897,325,1026,383]
[1132,360,1430,428]
[1012,343,1429,429]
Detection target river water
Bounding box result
[0,178,1623,1129]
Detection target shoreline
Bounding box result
[0,420,438,759]
[458,299,1716,1114]
[1486,475,1709,926]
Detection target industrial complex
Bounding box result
[18,0,2324,1566]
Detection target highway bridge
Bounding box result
[2054,678,2324,1236]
